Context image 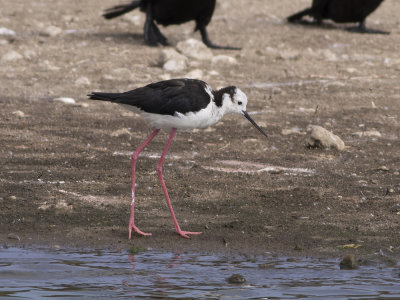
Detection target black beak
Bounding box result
[242,111,268,138]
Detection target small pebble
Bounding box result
[0,27,16,36]
[53,97,76,105]
[12,110,25,117]
[41,25,63,37]
[227,273,246,284]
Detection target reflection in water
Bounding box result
[0,247,399,299]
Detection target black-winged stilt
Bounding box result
[88,78,267,239]
[103,0,240,49]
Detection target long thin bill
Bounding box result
[242,111,268,138]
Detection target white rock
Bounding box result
[53,97,76,105]
[1,50,23,62]
[176,38,213,61]
[185,69,204,79]
[352,130,382,138]
[111,128,132,137]
[0,39,9,45]
[12,110,25,117]
[159,48,188,72]
[307,125,345,151]
[211,55,238,66]
[75,76,91,86]
[41,25,63,37]
[0,27,16,36]
[159,48,187,63]
[163,59,187,72]
[159,49,188,72]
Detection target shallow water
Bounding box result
[0,247,399,299]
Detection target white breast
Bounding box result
[139,101,224,131]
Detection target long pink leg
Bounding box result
[129,129,160,239]
[156,128,202,239]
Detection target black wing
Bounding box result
[89,79,212,116]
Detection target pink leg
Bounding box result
[156,128,202,239]
[129,129,160,239]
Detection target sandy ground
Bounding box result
[1,0,399,260]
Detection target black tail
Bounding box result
[287,8,312,23]
[103,0,141,19]
[88,92,122,102]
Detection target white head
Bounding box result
[216,86,248,115]
[215,86,268,138]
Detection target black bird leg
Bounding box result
[198,26,241,50]
[143,4,169,46]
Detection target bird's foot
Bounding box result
[129,224,152,239]
[176,230,202,239]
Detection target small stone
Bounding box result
[163,59,187,72]
[12,110,25,118]
[307,125,345,151]
[41,25,63,37]
[176,38,213,61]
[0,27,16,36]
[185,69,203,79]
[1,50,23,62]
[352,130,382,138]
[53,97,76,105]
[211,55,238,66]
[0,27,15,36]
[75,76,91,86]
[377,166,389,172]
[340,254,359,270]
[227,273,246,284]
[159,48,187,72]
[110,128,131,137]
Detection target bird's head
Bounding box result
[217,86,268,138]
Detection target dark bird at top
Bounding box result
[287,0,388,34]
[103,0,240,49]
